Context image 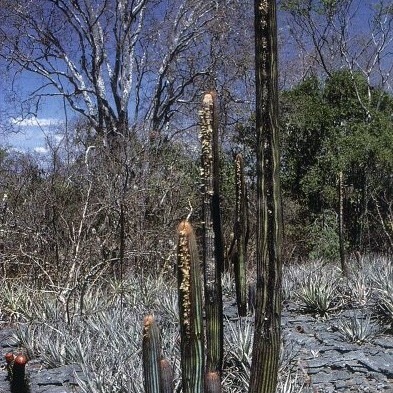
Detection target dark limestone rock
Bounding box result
[358,354,393,378]
[0,360,83,393]
[0,328,18,349]
[29,364,83,393]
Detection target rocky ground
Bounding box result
[1,302,392,393]
[0,326,81,393]
[224,300,393,393]
[280,304,393,392]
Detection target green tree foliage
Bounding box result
[232,69,392,257]
[282,69,393,254]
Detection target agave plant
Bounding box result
[296,270,343,317]
[277,372,312,393]
[375,289,393,328]
[369,258,393,328]
[335,314,382,344]
[223,318,253,391]
[346,270,372,307]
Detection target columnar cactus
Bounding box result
[142,316,173,393]
[6,353,30,393]
[233,153,248,316]
[142,315,162,393]
[249,1,283,392]
[5,352,14,378]
[159,358,174,393]
[205,371,222,393]
[338,171,349,277]
[177,220,204,393]
[199,91,224,374]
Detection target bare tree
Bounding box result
[0,0,221,146]
[282,0,393,97]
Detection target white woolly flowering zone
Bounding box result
[199,93,214,184]
[177,226,193,338]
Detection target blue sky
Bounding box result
[6,116,65,153]
[1,70,69,153]
[1,0,390,152]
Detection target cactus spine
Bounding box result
[199,91,224,374]
[177,220,204,393]
[249,1,283,392]
[233,153,248,316]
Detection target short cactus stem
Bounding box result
[142,315,162,393]
[177,220,204,393]
[159,358,174,393]
[205,371,222,393]
[5,352,14,364]
[5,352,14,377]
[13,354,28,369]
[11,353,29,393]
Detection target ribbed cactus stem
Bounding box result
[177,220,204,393]
[5,352,14,379]
[199,91,225,274]
[205,371,222,393]
[142,315,162,393]
[338,171,349,277]
[11,354,29,393]
[249,1,283,392]
[159,358,174,393]
[234,153,248,316]
[199,91,224,374]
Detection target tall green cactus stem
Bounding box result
[177,220,204,393]
[233,153,248,316]
[199,91,226,274]
[338,171,349,277]
[142,315,162,393]
[199,91,224,374]
[249,1,283,392]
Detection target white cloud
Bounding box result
[33,146,49,154]
[53,133,65,142]
[10,116,63,127]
